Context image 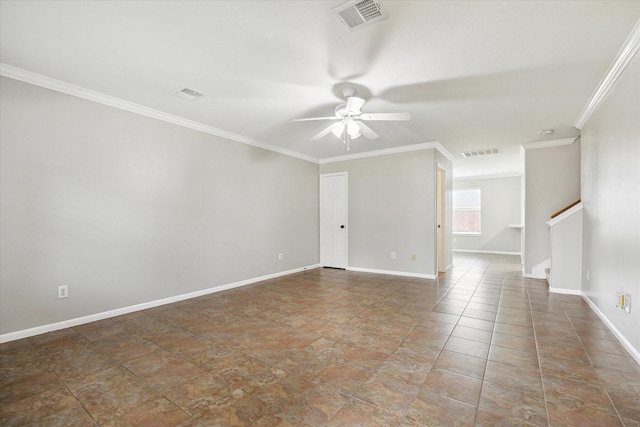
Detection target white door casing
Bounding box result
[320,173,347,269]
[437,166,445,273]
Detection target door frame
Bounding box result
[436,165,446,273]
[320,172,348,269]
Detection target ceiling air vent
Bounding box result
[173,87,205,101]
[333,0,388,32]
[461,148,501,158]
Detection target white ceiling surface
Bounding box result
[1,1,639,177]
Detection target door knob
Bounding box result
[340,225,345,229]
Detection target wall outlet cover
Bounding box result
[57,285,68,299]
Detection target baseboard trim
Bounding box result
[453,249,521,256]
[347,266,437,280]
[582,294,640,366]
[0,264,321,343]
[549,287,581,296]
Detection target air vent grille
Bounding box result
[338,7,366,28]
[173,87,205,101]
[356,0,383,20]
[461,148,501,158]
[333,0,387,31]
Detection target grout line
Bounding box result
[563,303,627,425]
[528,282,552,427]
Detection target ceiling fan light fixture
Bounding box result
[296,86,410,149]
[342,87,356,98]
[332,122,346,138]
[347,120,360,137]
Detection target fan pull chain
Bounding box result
[343,131,350,151]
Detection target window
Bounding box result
[453,189,481,234]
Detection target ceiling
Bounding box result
[1,1,639,177]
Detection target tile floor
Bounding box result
[1,253,639,426]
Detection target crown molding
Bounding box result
[434,142,457,163]
[521,137,578,150]
[454,171,523,181]
[0,63,459,166]
[0,63,319,164]
[574,18,640,129]
[319,141,455,164]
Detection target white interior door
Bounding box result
[320,173,347,269]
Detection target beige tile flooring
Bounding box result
[1,253,639,426]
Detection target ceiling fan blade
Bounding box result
[293,116,341,122]
[346,96,366,113]
[360,112,412,121]
[311,122,342,141]
[357,122,379,140]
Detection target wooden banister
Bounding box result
[551,200,581,219]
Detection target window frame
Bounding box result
[452,188,482,235]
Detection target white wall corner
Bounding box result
[434,142,456,163]
[524,258,550,279]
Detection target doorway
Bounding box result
[320,173,348,269]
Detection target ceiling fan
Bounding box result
[293,87,411,151]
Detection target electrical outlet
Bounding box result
[278,253,283,261]
[391,252,396,259]
[616,292,631,313]
[57,285,68,299]
[586,269,590,280]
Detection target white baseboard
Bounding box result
[347,266,437,280]
[0,264,321,344]
[453,249,521,256]
[549,287,582,296]
[582,294,640,366]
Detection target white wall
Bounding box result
[320,149,452,278]
[0,76,319,336]
[580,55,640,358]
[523,142,581,277]
[453,175,522,254]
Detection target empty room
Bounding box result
[1,1,639,426]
